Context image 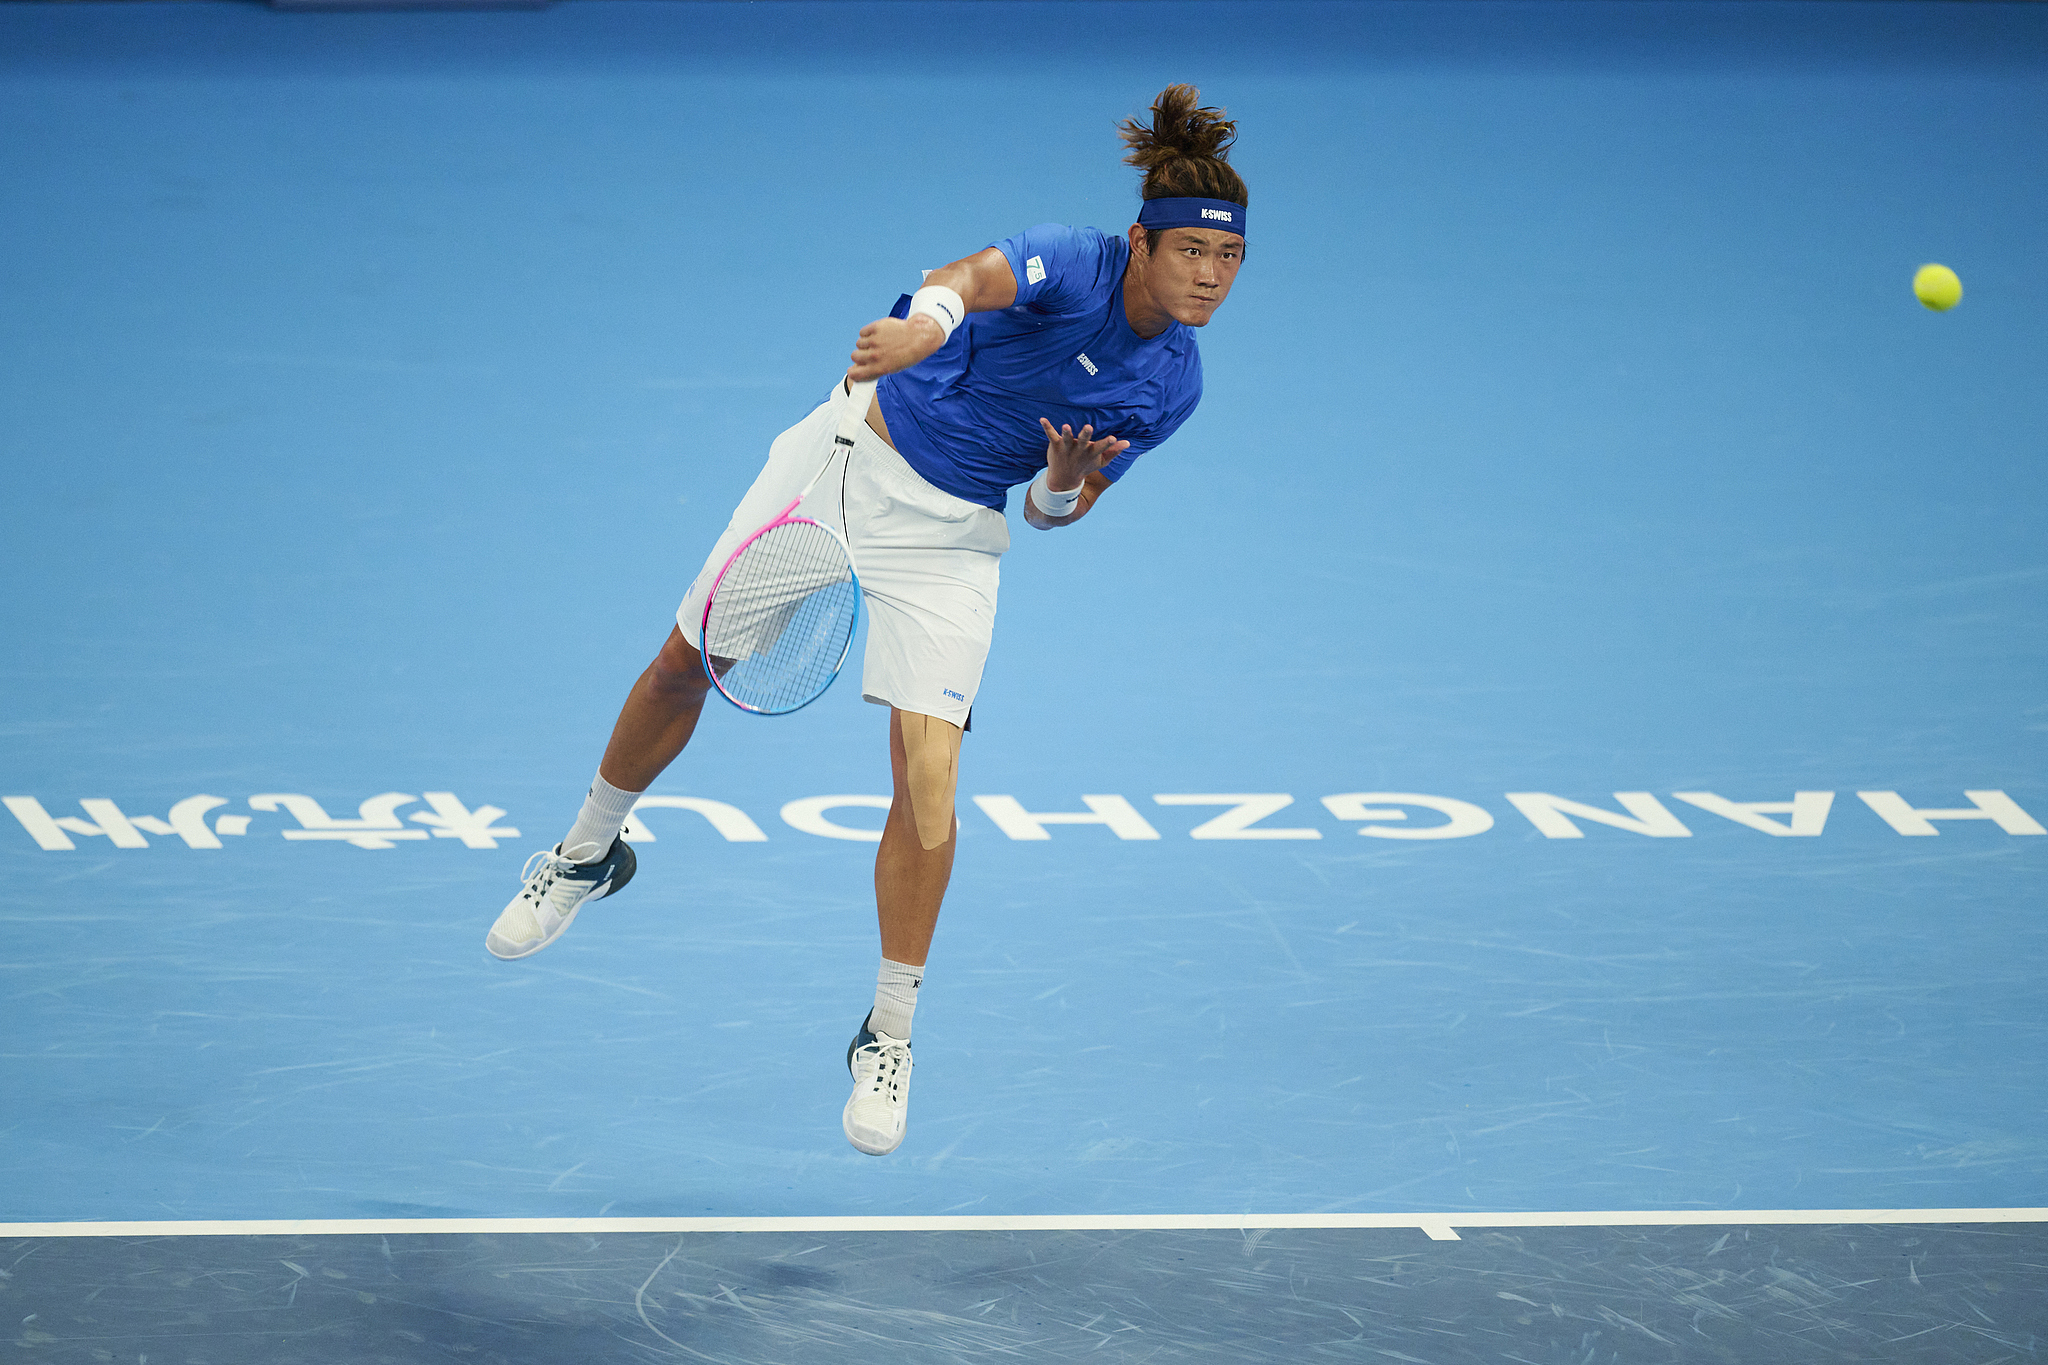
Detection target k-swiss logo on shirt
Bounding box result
[1024,255,1046,285]
[1075,353,1099,376]
[1201,208,1234,222]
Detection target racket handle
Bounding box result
[836,378,879,448]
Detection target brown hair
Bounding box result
[1119,84,1247,251]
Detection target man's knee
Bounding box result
[899,711,963,851]
[650,628,710,698]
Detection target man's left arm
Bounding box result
[1024,421,1127,530]
[1024,470,1115,530]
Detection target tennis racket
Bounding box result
[699,378,873,715]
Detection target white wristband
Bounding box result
[907,284,966,343]
[1031,468,1082,518]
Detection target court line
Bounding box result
[5,1209,2044,1243]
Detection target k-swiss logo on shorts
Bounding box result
[1075,353,1099,376]
[1201,208,1234,222]
[1024,255,1046,285]
[942,688,967,702]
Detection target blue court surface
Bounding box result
[4,1,2047,1359]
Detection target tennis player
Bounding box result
[484,85,1247,1156]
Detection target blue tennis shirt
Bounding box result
[876,223,1204,512]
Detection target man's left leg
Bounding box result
[831,421,1001,1154]
[844,707,962,1156]
[877,707,962,964]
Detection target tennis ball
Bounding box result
[1913,263,1962,312]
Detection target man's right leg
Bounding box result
[487,389,846,959]
[593,626,715,794]
[484,627,711,960]
[558,624,715,860]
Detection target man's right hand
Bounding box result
[846,247,1020,383]
[849,315,946,382]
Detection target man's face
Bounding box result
[1131,225,1245,327]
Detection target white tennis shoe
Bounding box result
[843,1013,913,1156]
[484,837,636,961]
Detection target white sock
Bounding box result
[561,771,642,864]
[870,957,923,1040]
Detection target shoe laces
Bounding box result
[519,846,581,908]
[853,1038,911,1102]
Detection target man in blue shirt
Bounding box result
[484,85,1247,1158]
[874,219,1211,512]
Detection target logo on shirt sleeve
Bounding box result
[1025,255,1046,286]
[1075,353,1099,376]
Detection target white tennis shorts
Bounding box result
[677,389,1008,728]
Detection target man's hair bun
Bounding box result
[1119,84,1248,207]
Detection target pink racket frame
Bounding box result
[698,378,875,714]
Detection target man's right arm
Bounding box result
[848,248,1018,381]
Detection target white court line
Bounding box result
[4,1208,2044,1243]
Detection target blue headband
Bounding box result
[1137,196,1246,238]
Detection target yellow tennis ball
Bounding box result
[1913,263,1962,312]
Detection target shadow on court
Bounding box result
[7,1224,2042,1362]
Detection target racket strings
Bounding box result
[703,517,858,714]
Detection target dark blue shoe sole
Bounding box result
[592,836,635,899]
